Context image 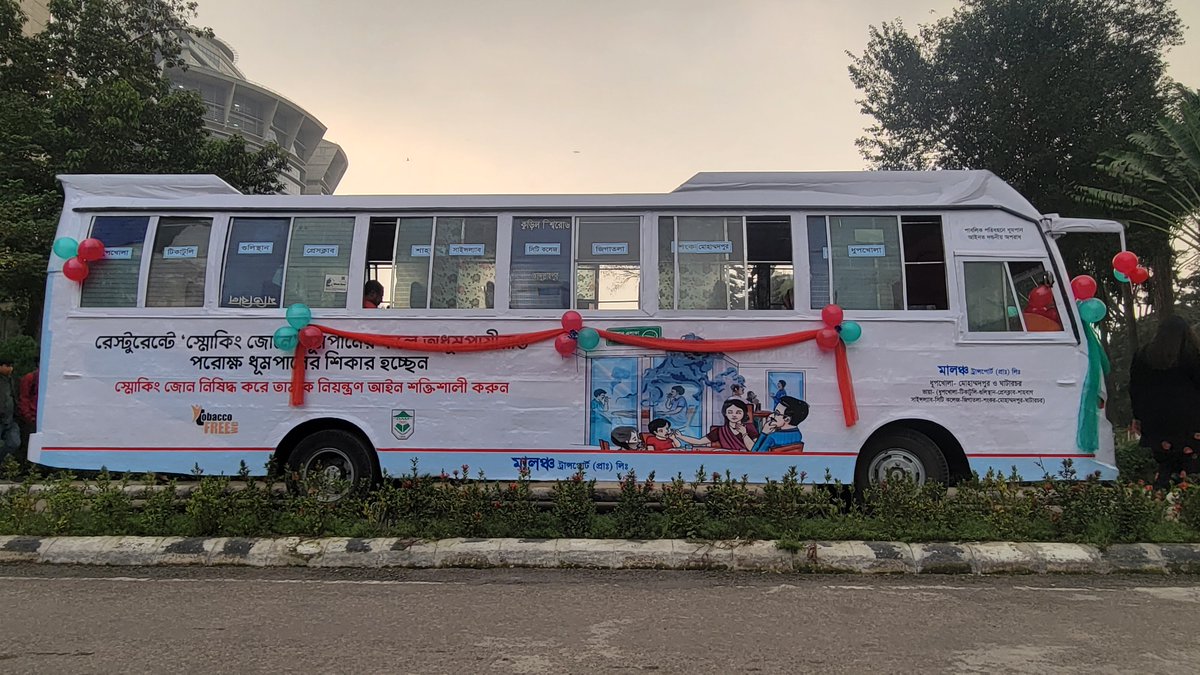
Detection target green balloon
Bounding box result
[1114,270,1129,283]
[52,237,79,260]
[839,321,862,344]
[1006,306,1019,318]
[577,327,600,351]
[286,303,312,329]
[273,325,299,351]
[1078,298,1107,324]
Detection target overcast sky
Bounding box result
[194,0,1200,196]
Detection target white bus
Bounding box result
[30,171,1123,489]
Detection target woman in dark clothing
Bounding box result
[1129,315,1200,489]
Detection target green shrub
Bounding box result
[550,469,595,537]
[613,471,655,539]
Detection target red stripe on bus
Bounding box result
[41,447,1097,459]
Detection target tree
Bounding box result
[0,0,289,335]
[1080,87,1200,277]
[847,0,1184,215]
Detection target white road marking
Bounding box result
[0,576,461,586]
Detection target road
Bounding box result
[0,567,1197,673]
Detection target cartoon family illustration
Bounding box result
[588,349,809,454]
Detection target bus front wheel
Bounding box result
[285,429,377,496]
[855,428,949,490]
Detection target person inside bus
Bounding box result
[673,398,759,451]
[750,396,808,453]
[1130,315,1200,489]
[660,385,687,428]
[362,280,384,309]
[590,388,613,446]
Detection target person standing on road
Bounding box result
[0,358,20,463]
[1129,315,1200,489]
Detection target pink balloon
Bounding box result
[561,311,583,331]
[1070,275,1097,301]
[554,333,576,356]
[63,257,89,282]
[1113,251,1138,275]
[815,328,840,351]
[77,238,106,262]
[1128,266,1150,284]
[298,325,325,350]
[821,304,844,328]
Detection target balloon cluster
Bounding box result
[273,303,325,352]
[52,237,106,282]
[816,304,862,351]
[1070,274,1107,324]
[1112,251,1149,285]
[554,311,600,356]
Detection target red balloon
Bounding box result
[554,333,576,356]
[561,311,583,331]
[298,325,325,350]
[63,257,89,282]
[1070,275,1097,301]
[821,304,844,328]
[77,238,106,262]
[1113,251,1138,275]
[1128,266,1150,284]
[1027,285,1054,310]
[815,328,840,351]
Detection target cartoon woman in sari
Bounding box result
[674,398,759,451]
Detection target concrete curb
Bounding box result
[2,536,1199,573]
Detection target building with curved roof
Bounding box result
[168,33,348,195]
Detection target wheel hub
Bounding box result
[868,448,927,485]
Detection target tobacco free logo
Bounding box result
[391,409,414,440]
[191,405,239,435]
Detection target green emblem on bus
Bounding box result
[391,409,414,440]
[605,326,662,346]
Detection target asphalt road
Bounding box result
[0,567,1197,674]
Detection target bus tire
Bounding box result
[285,429,377,495]
[855,428,949,490]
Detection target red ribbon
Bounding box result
[288,323,859,427]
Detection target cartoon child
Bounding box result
[730,382,760,412]
[644,418,682,451]
[610,426,646,451]
[750,396,808,453]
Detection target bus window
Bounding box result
[746,216,792,310]
[220,217,289,308]
[391,217,434,309]
[900,216,948,310]
[963,260,1064,333]
[430,217,497,309]
[80,216,150,308]
[146,217,212,308]
[807,216,830,309]
[823,215,948,311]
[576,216,640,310]
[283,217,354,308]
[510,217,573,310]
[658,215,791,310]
[829,215,903,310]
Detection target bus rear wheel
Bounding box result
[285,429,377,499]
[855,428,949,491]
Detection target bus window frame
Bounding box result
[71,211,227,316]
[954,253,1075,344]
[653,211,805,319]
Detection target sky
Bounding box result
[194,0,1200,196]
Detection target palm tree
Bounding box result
[1080,86,1200,263]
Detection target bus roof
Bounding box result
[59,169,1043,221]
